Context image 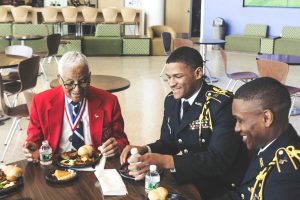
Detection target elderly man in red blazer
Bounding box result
[23,51,129,162]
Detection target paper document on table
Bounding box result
[94,168,128,196]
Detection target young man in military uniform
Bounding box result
[120,47,249,199]
[213,77,300,200]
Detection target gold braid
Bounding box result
[199,88,231,131]
[250,145,300,200]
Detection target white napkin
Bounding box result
[95,156,106,173]
[94,157,128,196]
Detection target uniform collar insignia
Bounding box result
[195,102,202,106]
[259,157,264,168]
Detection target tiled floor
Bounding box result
[1,48,299,164]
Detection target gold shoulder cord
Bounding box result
[250,145,300,200]
[198,88,231,135]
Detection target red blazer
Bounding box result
[27,86,129,153]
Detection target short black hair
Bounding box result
[234,77,291,120]
[166,47,203,70]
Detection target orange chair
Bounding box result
[61,6,81,36]
[174,38,193,49]
[257,59,300,116]
[11,6,31,23]
[41,7,62,34]
[81,6,100,35]
[120,7,138,35]
[221,49,258,91]
[102,7,119,24]
[0,6,13,23]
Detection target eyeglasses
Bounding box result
[60,76,90,89]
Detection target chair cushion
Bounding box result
[123,37,150,55]
[12,24,53,36]
[274,38,300,56]
[244,24,268,37]
[57,38,82,56]
[282,26,300,39]
[95,24,121,37]
[225,35,261,52]
[83,36,122,56]
[0,39,10,52]
[11,39,47,53]
[0,23,12,36]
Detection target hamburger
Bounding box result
[78,145,93,160]
[148,187,168,200]
[2,165,23,181]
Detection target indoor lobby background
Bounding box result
[0,0,299,164]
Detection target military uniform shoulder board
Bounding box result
[275,145,300,172]
[167,92,174,97]
[205,87,232,103]
[250,145,300,200]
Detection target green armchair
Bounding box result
[83,24,122,56]
[274,26,300,56]
[225,24,268,53]
[0,24,11,52]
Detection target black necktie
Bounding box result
[181,101,190,120]
[182,101,190,113]
[71,101,84,150]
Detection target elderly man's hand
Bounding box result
[120,145,148,165]
[98,137,120,158]
[22,141,39,163]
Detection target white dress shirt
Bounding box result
[180,88,201,119]
[257,138,277,156]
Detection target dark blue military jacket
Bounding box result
[213,124,300,200]
[148,82,249,199]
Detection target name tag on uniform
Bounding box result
[189,120,201,130]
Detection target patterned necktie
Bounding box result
[71,101,84,150]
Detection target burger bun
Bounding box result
[2,165,23,181]
[78,145,93,157]
[148,187,168,200]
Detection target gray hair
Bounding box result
[58,51,89,76]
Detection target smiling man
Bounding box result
[23,51,129,162]
[213,77,300,200]
[120,47,249,199]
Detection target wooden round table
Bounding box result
[50,75,130,93]
[4,35,44,46]
[0,54,26,69]
[0,157,202,200]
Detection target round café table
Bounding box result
[4,35,44,46]
[256,54,300,65]
[0,157,202,200]
[50,75,130,93]
[0,54,26,69]
[191,38,226,83]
